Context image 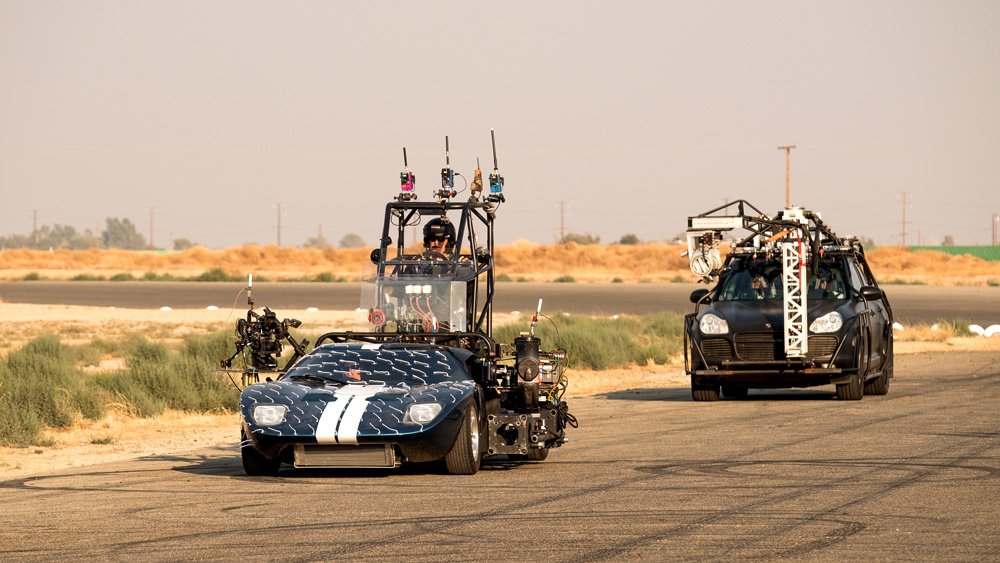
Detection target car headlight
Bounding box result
[809,312,843,333]
[252,404,287,426]
[405,403,442,424]
[700,313,729,335]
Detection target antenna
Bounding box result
[488,129,505,202]
[398,147,416,201]
[437,135,456,202]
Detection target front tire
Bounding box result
[241,430,281,476]
[692,376,721,401]
[444,403,481,475]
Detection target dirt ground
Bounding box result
[1,303,998,481]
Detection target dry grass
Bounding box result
[2,244,1000,285]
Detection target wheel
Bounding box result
[836,372,863,400]
[722,384,749,399]
[527,447,549,461]
[864,335,892,396]
[420,249,448,261]
[444,403,481,475]
[837,332,867,401]
[241,430,281,476]
[691,375,720,401]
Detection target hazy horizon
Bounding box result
[3,1,999,249]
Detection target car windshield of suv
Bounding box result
[716,261,847,301]
[284,344,467,386]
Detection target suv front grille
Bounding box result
[707,332,841,361]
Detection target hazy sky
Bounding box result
[3,1,999,248]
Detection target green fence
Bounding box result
[908,246,1000,261]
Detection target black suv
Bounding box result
[684,203,894,401]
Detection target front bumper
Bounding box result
[684,314,859,387]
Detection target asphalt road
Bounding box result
[2,351,997,561]
[2,281,999,325]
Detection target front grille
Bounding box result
[735,332,779,361]
[294,444,397,468]
[807,335,838,358]
[701,338,733,360]
[729,332,841,361]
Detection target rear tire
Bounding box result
[722,384,749,399]
[691,376,721,401]
[444,403,481,475]
[241,430,281,476]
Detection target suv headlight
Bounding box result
[699,313,729,335]
[252,404,287,426]
[405,403,442,424]
[809,312,843,333]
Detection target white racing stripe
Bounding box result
[315,385,385,445]
[316,396,349,444]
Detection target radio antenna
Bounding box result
[437,135,456,202]
[398,147,416,201]
[488,129,504,203]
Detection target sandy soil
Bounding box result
[1,303,997,481]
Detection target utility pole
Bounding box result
[276,203,284,247]
[898,192,911,247]
[147,207,156,249]
[558,201,566,242]
[777,145,796,207]
[31,209,38,248]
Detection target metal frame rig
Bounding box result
[222,132,575,459]
[684,199,875,359]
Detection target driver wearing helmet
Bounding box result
[423,216,455,256]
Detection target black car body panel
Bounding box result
[240,343,478,465]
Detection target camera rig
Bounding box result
[220,274,309,387]
[683,199,877,358]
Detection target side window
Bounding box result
[847,259,868,291]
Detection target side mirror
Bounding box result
[369,248,381,264]
[690,288,710,304]
[859,286,883,300]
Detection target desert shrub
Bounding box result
[312,272,345,282]
[109,272,135,281]
[496,273,513,282]
[193,268,242,282]
[0,336,105,446]
[70,273,106,281]
[22,272,41,281]
[97,333,237,416]
[553,275,576,283]
[493,312,684,370]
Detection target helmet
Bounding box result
[423,217,455,247]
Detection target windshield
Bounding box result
[284,344,468,386]
[716,260,848,301]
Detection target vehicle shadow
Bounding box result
[163,448,535,478]
[601,387,838,402]
[600,388,692,402]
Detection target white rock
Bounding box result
[968,324,985,336]
[930,323,940,331]
[306,307,320,313]
[892,322,904,331]
[160,306,172,312]
[985,324,1000,337]
[610,314,620,320]
[206,305,219,311]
